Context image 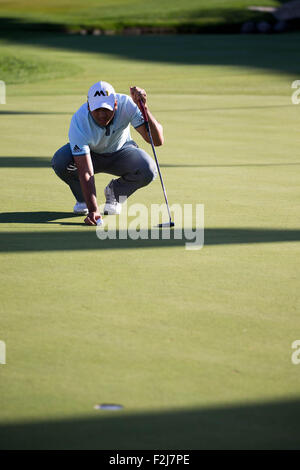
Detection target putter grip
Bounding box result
[139,99,149,123]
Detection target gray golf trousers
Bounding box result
[51,141,157,203]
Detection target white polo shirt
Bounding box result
[68,93,145,156]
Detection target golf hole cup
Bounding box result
[94,404,123,411]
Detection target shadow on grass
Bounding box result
[0,105,293,117]
[0,111,71,115]
[157,104,295,113]
[0,17,300,76]
[162,163,300,168]
[0,225,299,252]
[0,398,299,449]
[0,211,77,223]
[0,157,51,167]
[1,157,300,169]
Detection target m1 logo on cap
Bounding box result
[94,90,110,97]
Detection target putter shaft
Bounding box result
[139,100,173,225]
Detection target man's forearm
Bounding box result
[74,154,99,213]
[146,108,164,146]
[78,172,98,213]
[129,86,164,146]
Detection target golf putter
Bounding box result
[139,99,174,228]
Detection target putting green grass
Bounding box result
[0,52,80,84]
[0,33,300,449]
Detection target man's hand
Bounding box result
[84,211,102,226]
[130,86,147,112]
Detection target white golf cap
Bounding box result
[88,81,116,112]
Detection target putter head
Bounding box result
[157,221,175,228]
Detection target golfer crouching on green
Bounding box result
[52,81,163,226]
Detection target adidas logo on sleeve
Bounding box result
[73,145,82,153]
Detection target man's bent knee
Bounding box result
[52,144,73,176]
[140,165,157,186]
